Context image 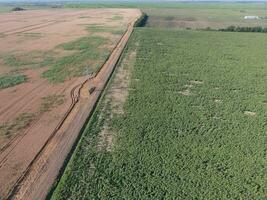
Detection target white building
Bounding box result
[244,16,259,20]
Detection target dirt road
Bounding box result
[0,9,140,199]
[7,12,141,200]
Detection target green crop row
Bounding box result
[50,28,267,199]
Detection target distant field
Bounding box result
[51,28,267,199]
[64,2,267,9]
[144,7,267,29]
[64,2,267,29]
[3,2,267,29]
[0,4,12,13]
[0,3,61,13]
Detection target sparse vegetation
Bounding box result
[3,51,53,69]
[0,112,35,140]
[51,28,267,199]
[42,36,109,82]
[111,15,123,20]
[0,94,65,145]
[18,32,43,39]
[39,94,65,113]
[0,73,27,89]
[86,25,124,35]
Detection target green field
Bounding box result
[51,27,267,199]
[143,6,267,29]
[0,4,12,13]
[64,2,267,28]
[64,2,267,9]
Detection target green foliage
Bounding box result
[42,36,109,83]
[3,51,53,69]
[51,28,267,199]
[220,25,267,33]
[134,12,148,27]
[18,32,42,39]
[111,29,125,35]
[0,73,27,89]
[11,7,25,11]
[39,94,65,113]
[58,36,106,51]
[0,4,12,13]
[111,15,123,20]
[85,25,123,35]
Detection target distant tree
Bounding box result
[219,25,267,33]
[227,26,236,32]
[11,7,25,12]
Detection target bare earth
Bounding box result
[0,8,140,199]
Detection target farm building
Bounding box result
[244,16,259,20]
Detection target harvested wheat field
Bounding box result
[0,8,140,199]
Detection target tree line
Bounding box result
[219,26,267,33]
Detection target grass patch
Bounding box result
[0,33,6,38]
[0,94,65,145]
[3,51,54,69]
[58,36,106,51]
[18,32,43,39]
[42,36,109,83]
[0,113,35,140]
[39,94,65,113]
[111,29,125,35]
[86,25,123,35]
[0,73,27,89]
[111,15,123,20]
[0,4,12,13]
[51,29,267,199]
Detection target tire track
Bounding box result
[0,79,75,154]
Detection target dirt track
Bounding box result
[6,11,141,200]
[0,9,140,199]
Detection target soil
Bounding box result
[8,14,140,200]
[0,8,141,199]
[0,9,138,53]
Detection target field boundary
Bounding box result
[48,23,137,200]
[6,13,141,200]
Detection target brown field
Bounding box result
[0,8,140,198]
